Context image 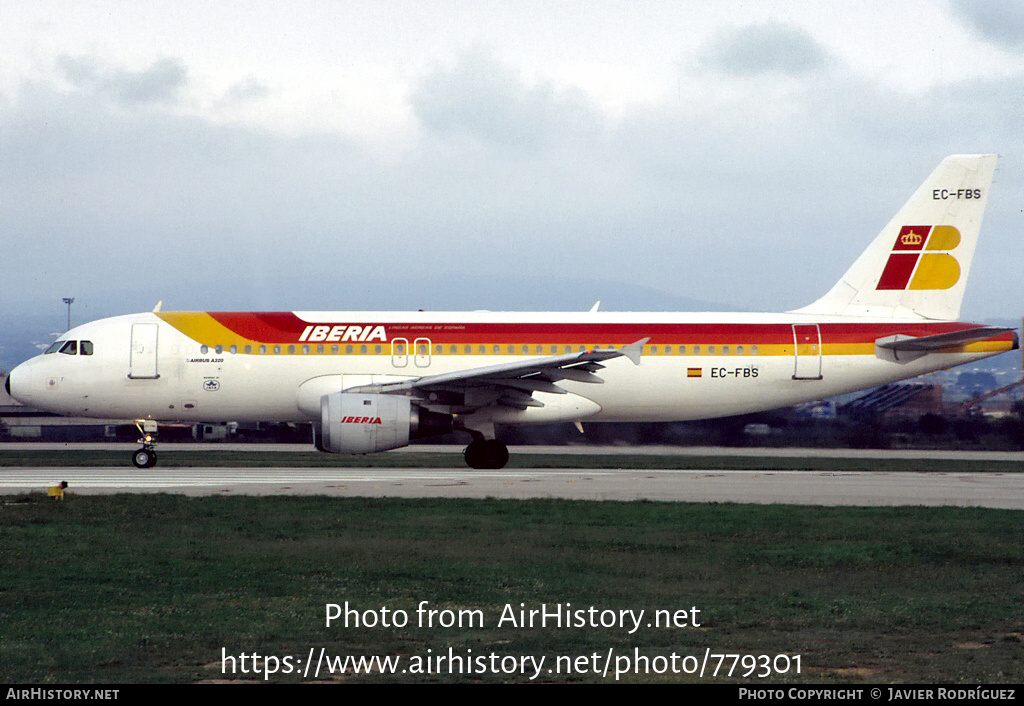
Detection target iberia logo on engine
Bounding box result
[341,416,383,424]
[876,225,961,291]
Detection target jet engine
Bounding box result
[315,392,452,454]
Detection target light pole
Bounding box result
[63,298,75,331]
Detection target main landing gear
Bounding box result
[463,438,509,469]
[132,420,158,468]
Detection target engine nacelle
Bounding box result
[315,392,452,454]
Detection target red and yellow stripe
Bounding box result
[154,312,1016,358]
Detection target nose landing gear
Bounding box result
[132,420,158,468]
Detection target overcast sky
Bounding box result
[2,1,1022,323]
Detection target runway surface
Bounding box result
[3,465,1024,508]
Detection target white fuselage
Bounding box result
[8,310,1013,428]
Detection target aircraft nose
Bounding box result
[6,362,31,405]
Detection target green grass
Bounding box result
[2,447,1024,472]
[3,495,1024,683]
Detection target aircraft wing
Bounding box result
[345,338,648,411]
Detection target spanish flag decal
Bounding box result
[687,367,702,378]
[876,226,961,290]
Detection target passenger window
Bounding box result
[737,345,744,355]
[215,345,223,354]
[302,345,310,354]
[80,341,94,355]
[287,345,295,354]
[245,345,253,354]
[59,340,77,355]
[230,345,237,354]
[708,345,715,355]
[200,345,209,354]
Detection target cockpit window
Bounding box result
[44,340,93,355]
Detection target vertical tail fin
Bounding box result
[794,154,998,320]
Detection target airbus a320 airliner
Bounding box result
[7,155,1016,469]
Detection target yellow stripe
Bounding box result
[950,341,1016,354]
[156,312,257,347]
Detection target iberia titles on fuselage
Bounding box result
[6,155,1017,469]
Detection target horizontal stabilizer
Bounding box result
[876,326,1015,353]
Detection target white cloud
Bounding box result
[698,23,831,77]
[56,55,188,105]
[410,49,602,149]
[948,0,1024,51]
[222,76,272,104]
[1,5,1022,321]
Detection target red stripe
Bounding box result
[208,312,308,342]
[194,314,1006,347]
